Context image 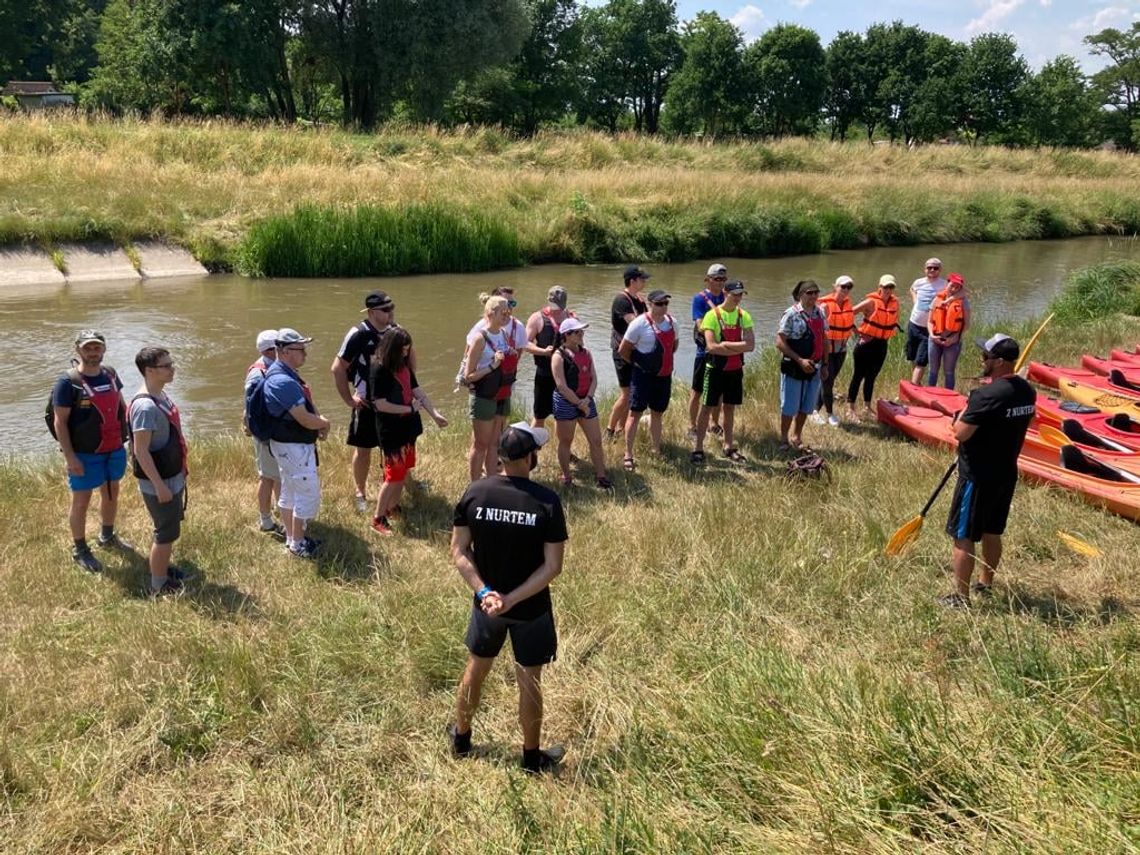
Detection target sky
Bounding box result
[666,0,1140,71]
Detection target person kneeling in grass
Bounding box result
[550,317,611,489]
[368,328,447,535]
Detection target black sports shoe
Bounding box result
[168,565,195,583]
[448,725,472,757]
[96,532,134,551]
[521,745,565,774]
[971,582,993,598]
[148,578,184,598]
[937,592,970,610]
[73,546,103,573]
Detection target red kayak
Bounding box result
[1027,362,1140,398]
[899,380,1140,451]
[1110,349,1140,365]
[1079,354,1140,384]
[877,399,1140,521]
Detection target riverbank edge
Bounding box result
[0,241,208,289]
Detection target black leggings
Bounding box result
[819,350,847,414]
[847,338,889,406]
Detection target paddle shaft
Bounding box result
[921,461,958,517]
[1014,312,1055,374]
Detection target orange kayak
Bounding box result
[877,399,1140,521]
[1109,349,1140,366]
[1027,362,1140,397]
[1079,354,1140,384]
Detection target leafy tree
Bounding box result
[864,21,928,144]
[1023,55,1101,147]
[662,11,745,136]
[87,0,191,113]
[0,0,109,84]
[578,0,681,133]
[824,30,870,141]
[1085,22,1140,149]
[958,33,1028,144]
[908,35,967,143]
[744,22,827,137]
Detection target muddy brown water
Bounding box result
[4,235,1138,457]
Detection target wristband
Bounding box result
[475,585,492,602]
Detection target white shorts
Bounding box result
[270,440,320,521]
[254,438,280,481]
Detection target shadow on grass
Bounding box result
[1000,583,1132,627]
[306,521,385,583]
[398,489,459,542]
[108,556,264,618]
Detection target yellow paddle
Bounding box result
[1057,531,1104,558]
[885,461,957,555]
[1014,312,1055,374]
[1037,424,1072,447]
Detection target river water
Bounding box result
[4,236,1138,457]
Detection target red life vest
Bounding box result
[648,314,676,377]
[475,320,521,401]
[929,290,966,336]
[712,306,745,372]
[394,366,414,406]
[560,346,594,397]
[819,294,854,342]
[74,369,128,454]
[806,311,826,361]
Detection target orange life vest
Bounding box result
[819,294,854,342]
[929,290,966,336]
[857,292,899,340]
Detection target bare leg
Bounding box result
[607,388,631,434]
[485,414,507,477]
[351,446,371,499]
[149,541,173,585]
[99,480,119,527]
[722,404,736,451]
[516,664,544,750]
[951,537,975,597]
[911,364,925,385]
[456,654,496,734]
[791,412,808,445]
[623,410,640,461]
[694,406,711,453]
[555,420,575,480]
[979,533,1002,587]
[69,489,93,539]
[648,411,663,453]
[580,417,606,478]
[375,479,405,519]
[688,388,700,432]
[780,414,793,444]
[468,419,496,481]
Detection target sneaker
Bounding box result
[448,724,472,758]
[521,745,565,775]
[810,411,826,425]
[167,564,195,583]
[937,592,970,609]
[288,540,319,560]
[370,516,394,536]
[260,521,287,537]
[353,495,369,514]
[72,546,103,573]
[148,577,184,598]
[827,415,840,427]
[96,532,133,551]
[603,428,617,443]
[971,582,993,598]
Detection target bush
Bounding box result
[1049,261,1140,323]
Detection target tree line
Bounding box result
[2,0,1138,149]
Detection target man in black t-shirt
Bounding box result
[941,333,1036,608]
[449,422,568,774]
[604,265,650,440]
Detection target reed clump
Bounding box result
[3,114,1140,275]
[2,298,1139,851]
[1050,260,1140,323]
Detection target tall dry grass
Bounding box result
[2,115,1139,274]
[2,289,1139,852]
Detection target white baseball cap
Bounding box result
[834,275,854,287]
[707,263,727,277]
[559,317,588,335]
[256,329,279,353]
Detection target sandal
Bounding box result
[709,424,724,437]
[622,456,636,472]
[689,450,706,465]
[559,474,574,487]
[596,476,613,490]
[723,447,746,463]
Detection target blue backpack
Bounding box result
[245,368,274,442]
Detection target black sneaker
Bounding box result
[937,592,970,610]
[521,745,565,774]
[96,532,134,551]
[73,546,103,573]
[148,577,184,598]
[168,565,195,583]
[448,724,472,757]
[259,521,286,538]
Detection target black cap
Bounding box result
[498,422,550,461]
[724,280,746,295]
[361,291,394,312]
[975,333,1020,362]
[623,265,650,283]
[647,289,672,304]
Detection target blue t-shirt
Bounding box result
[690,289,726,355]
[263,361,307,418]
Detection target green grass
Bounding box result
[3,285,1140,851]
[3,115,1140,275]
[1050,260,1140,324]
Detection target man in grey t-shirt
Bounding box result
[130,346,189,597]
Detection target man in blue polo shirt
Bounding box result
[264,328,331,559]
[688,264,726,440]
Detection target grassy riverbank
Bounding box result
[2,264,1139,851]
[3,115,1140,275]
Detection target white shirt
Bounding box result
[909,276,946,326]
[465,318,526,371]
[623,313,674,354]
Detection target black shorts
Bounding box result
[691,354,708,392]
[465,605,557,667]
[346,406,379,449]
[141,488,185,545]
[533,373,556,420]
[701,366,744,407]
[613,350,633,388]
[630,371,671,413]
[945,476,1017,542]
[905,322,930,367]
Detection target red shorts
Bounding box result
[383,444,416,483]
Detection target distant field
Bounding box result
[2,115,1140,275]
[1,264,1139,851]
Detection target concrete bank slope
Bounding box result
[0,243,208,291]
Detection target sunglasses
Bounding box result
[652,300,670,306]
[926,266,941,271]
[285,346,307,352]
[154,361,175,369]
[507,299,518,308]
[839,284,854,290]
[802,290,820,296]
[712,276,727,282]
[882,285,896,290]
